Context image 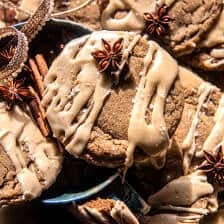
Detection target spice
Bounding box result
[92,38,123,74]
[26,54,48,97]
[29,58,45,95]
[198,147,224,186]
[144,4,172,37]
[0,45,15,67]
[0,78,33,110]
[34,54,48,77]
[28,86,50,136]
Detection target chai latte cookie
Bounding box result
[42,30,186,169]
[71,198,139,224]
[42,30,224,174]
[98,0,223,56]
[0,103,62,206]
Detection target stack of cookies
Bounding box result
[1,0,224,224]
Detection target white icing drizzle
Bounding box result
[207,191,219,213]
[42,31,140,157]
[111,200,139,224]
[182,82,215,174]
[200,8,224,48]
[0,103,62,199]
[210,48,224,59]
[17,169,42,199]
[125,40,178,170]
[100,0,175,32]
[143,213,202,224]
[101,0,146,31]
[0,21,5,28]
[203,95,224,154]
[66,73,112,155]
[158,205,209,215]
[114,34,141,79]
[197,6,224,66]
[203,57,224,69]
[148,171,214,207]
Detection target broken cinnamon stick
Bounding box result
[28,86,50,137]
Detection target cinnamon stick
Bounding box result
[28,86,50,137]
[34,54,48,77]
[29,58,44,95]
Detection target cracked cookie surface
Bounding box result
[42,30,185,168]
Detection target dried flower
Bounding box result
[0,45,15,67]
[144,4,172,37]
[198,147,224,186]
[92,38,123,74]
[0,78,33,110]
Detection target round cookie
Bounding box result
[41,30,185,169]
[0,103,62,206]
[98,0,223,56]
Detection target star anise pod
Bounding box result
[198,147,224,186]
[92,38,123,74]
[0,45,15,67]
[0,78,33,110]
[143,4,172,37]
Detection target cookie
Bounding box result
[71,198,139,224]
[186,8,224,71]
[42,30,224,176]
[165,0,223,56]
[0,103,62,206]
[42,31,185,169]
[64,0,102,30]
[98,0,223,56]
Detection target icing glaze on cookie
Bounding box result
[182,83,217,174]
[202,95,224,154]
[43,30,224,175]
[0,103,62,199]
[99,0,223,56]
[125,39,178,169]
[42,31,140,158]
[42,31,179,172]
